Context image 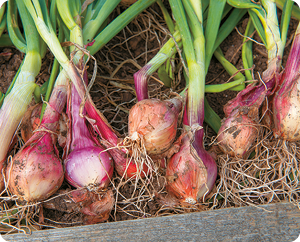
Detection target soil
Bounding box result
[0,2,299,234]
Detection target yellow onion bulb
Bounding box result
[128,97,182,155]
[217,109,259,158]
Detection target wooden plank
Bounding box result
[2,202,300,242]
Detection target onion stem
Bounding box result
[275,0,300,20]
[242,18,255,81]
[0,0,42,164]
[204,0,226,73]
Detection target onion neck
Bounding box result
[42,85,67,125]
[66,64,119,147]
[260,0,283,62]
[70,84,95,150]
[134,30,181,101]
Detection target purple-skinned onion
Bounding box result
[64,77,114,190]
[6,86,66,202]
[273,77,300,140]
[65,147,113,189]
[272,24,300,141]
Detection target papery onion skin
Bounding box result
[43,188,115,225]
[20,103,43,143]
[217,108,259,158]
[166,131,217,204]
[273,76,300,141]
[79,189,115,224]
[64,147,114,189]
[128,97,182,155]
[20,103,67,146]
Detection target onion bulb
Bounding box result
[217,108,259,158]
[128,97,182,155]
[166,130,217,204]
[6,133,64,202]
[65,146,113,189]
[273,78,300,141]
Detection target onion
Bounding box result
[6,134,64,202]
[165,0,218,205]
[106,96,182,179]
[217,58,280,158]
[6,86,66,202]
[128,97,182,155]
[64,82,114,190]
[217,108,259,158]
[273,77,300,140]
[272,24,300,141]
[166,130,217,204]
[61,61,115,223]
[215,0,292,156]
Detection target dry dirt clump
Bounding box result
[0,3,299,234]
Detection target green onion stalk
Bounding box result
[275,0,300,20]
[0,0,43,192]
[217,0,293,158]
[0,3,7,38]
[241,17,255,81]
[133,3,247,140]
[164,0,217,205]
[134,5,246,101]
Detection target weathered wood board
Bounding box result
[2,202,300,242]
